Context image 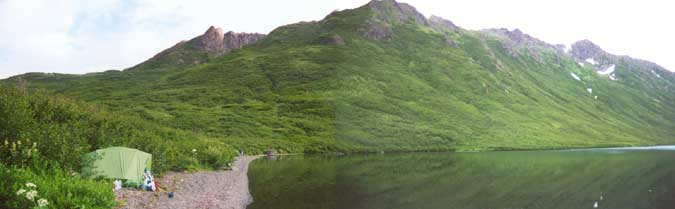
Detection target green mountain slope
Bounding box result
[4,0,674,152]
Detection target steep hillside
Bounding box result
[4,0,674,152]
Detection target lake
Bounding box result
[247,146,675,209]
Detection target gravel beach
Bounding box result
[115,155,261,209]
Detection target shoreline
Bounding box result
[113,144,675,208]
[115,155,262,209]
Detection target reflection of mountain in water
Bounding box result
[249,151,675,209]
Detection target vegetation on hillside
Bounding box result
[7,1,672,153]
[0,85,239,208]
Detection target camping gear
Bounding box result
[84,147,152,184]
[113,180,122,191]
[141,168,157,191]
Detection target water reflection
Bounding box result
[248,150,675,209]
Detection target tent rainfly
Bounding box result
[84,147,152,184]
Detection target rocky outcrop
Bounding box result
[429,15,458,31]
[368,0,428,25]
[190,26,266,55]
[429,15,459,47]
[360,0,428,40]
[359,0,460,46]
[483,28,561,61]
[569,39,615,64]
[486,28,553,48]
[130,26,265,70]
[570,39,672,77]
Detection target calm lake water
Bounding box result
[247,147,675,209]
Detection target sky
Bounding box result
[1,0,674,79]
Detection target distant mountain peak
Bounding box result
[482,28,561,60]
[486,28,543,45]
[367,0,428,26]
[191,26,265,55]
[192,26,226,53]
[130,26,265,70]
[429,15,459,31]
[570,39,606,60]
[359,0,432,40]
[569,39,673,78]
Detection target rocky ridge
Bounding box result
[482,28,563,58]
[190,26,266,55]
[360,0,428,40]
[570,39,673,84]
[429,15,459,32]
[131,26,265,70]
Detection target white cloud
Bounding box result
[0,0,673,79]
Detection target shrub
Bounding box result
[0,164,115,209]
[0,139,39,168]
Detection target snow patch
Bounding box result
[570,72,581,81]
[594,96,598,100]
[578,62,585,67]
[598,64,615,75]
[587,88,593,94]
[585,58,597,65]
[563,44,571,53]
[609,73,617,81]
[651,70,661,78]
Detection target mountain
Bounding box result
[4,0,674,152]
[131,26,265,70]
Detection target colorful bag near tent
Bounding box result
[141,168,156,191]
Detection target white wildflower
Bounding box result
[25,182,37,188]
[25,190,38,201]
[16,189,26,195]
[192,149,197,152]
[37,198,49,207]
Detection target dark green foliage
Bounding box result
[0,164,116,209]
[0,85,237,173]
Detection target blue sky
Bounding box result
[1,0,674,79]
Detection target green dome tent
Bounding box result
[84,147,152,184]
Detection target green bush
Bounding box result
[0,164,116,209]
[0,85,238,173]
